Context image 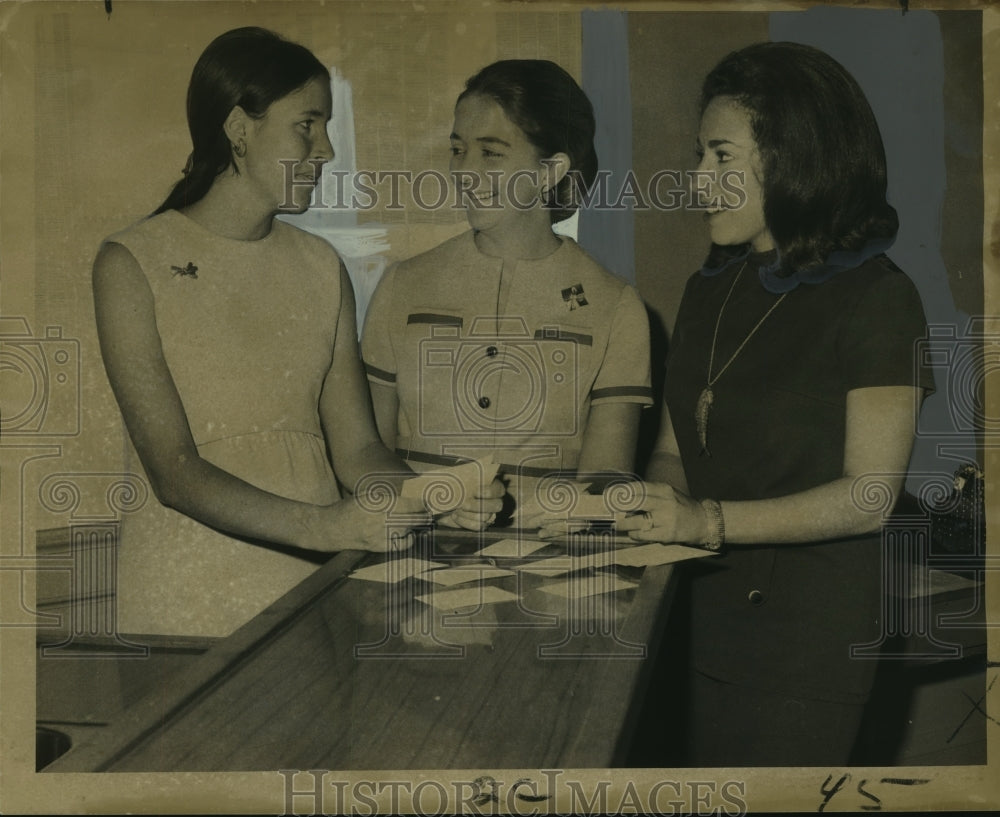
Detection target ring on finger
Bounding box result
[641,510,654,532]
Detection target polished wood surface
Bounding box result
[45,528,679,771]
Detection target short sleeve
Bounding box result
[837,263,935,394]
[590,285,655,407]
[359,264,399,387]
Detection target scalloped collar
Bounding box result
[698,236,895,294]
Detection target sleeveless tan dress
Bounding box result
[108,210,343,637]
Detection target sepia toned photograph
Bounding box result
[0,0,996,813]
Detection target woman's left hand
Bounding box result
[612,482,708,544]
[436,477,506,531]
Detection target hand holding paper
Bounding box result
[614,481,711,546]
[532,488,624,540]
[342,487,431,552]
[512,479,594,529]
[401,457,504,530]
[436,476,506,531]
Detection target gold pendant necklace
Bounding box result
[697,261,788,456]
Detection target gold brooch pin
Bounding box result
[171,262,199,279]
[561,284,587,310]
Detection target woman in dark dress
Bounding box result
[617,42,934,765]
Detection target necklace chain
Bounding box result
[697,261,788,455]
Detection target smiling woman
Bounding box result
[91,27,461,638]
[618,41,935,767]
[361,60,654,523]
[449,92,550,236]
[694,98,771,252]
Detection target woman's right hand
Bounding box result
[609,481,715,546]
[435,477,506,531]
[313,494,432,553]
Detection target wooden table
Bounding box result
[43,528,680,772]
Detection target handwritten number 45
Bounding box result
[819,774,929,812]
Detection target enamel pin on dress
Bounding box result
[698,262,788,456]
[171,262,199,279]
[561,284,587,309]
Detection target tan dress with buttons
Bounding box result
[361,230,653,505]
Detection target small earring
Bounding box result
[233,138,247,158]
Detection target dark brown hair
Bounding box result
[701,41,898,274]
[155,27,329,214]
[460,60,598,224]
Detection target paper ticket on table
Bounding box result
[512,482,594,525]
[415,585,519,611]
[349,557,448,584]
[512,554,604,576]
[537,574,638,599]
[475,538,550,558]
[417,565,516,587]
[401,456,500,514]
[534,492,615,522]
[610,543,717,567]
